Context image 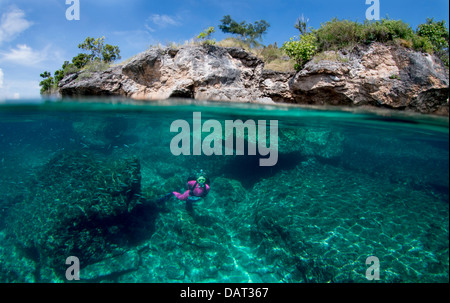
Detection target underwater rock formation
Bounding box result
[72,115,129,150]
[59,43,449,115]
[278,128,345,159]
[82,250,141,281]
[4,151,149,280]
[2,151,448,282]
[248,159,449,282]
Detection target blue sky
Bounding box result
[0,0,448,100]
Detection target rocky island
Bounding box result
[58,42,449,116]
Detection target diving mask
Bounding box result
[197,176,206,185]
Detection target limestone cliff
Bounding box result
[59,43,449,115]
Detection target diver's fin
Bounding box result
[157,193,173,205]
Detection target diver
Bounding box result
[157,170,210,212]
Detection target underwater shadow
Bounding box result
[220,152,305,189]
[118,200,160,246]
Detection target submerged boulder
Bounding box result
[278,128,345,159]
[5,151,147,278]
[72,115,130,150]
[248,159,449,282]
[81,250,141,281]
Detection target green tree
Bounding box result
[78,36,104,61]
[39,37,122,95]
[78,36,121,63]
[40,71,51,79]
[219,15,270,47]
[53,69,65,83]
[102,44,121,63]
[71,53,91,69]
[219,15,247,37]
[39,71,54,95]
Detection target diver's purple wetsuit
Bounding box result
[173,180,210,201]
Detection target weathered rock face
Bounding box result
[290,43,449,115]
[59,43,449,115]
[60,46,273,103]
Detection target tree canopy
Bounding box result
[219,15,270,47]
[78,36,121,63]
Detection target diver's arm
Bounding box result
[173,190,190,201]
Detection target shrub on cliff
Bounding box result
[314,18,362,51]
[281,34,318,71]
[282,17,449,71]
[314,18,415,51]
[197,26,216,46]
[416,18,449,66]
[359,19,415,44]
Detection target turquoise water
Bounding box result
[0,99,448,283]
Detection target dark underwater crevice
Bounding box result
[67,198,159,249]
[219,152,305,189]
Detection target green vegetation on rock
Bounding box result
[416,18,449,66]
[197,26,216,46]
[41,15,448,94]
[281,33,318,71]
[39,36,121,95]
[283,17,449,71]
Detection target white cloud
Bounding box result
[0,44,47,66]
[0,77,40,100]
[0,68,3,88]
[145,14,181,32]
[149,14,180,27]
[112,29,157,53]
[0,6,32,45]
